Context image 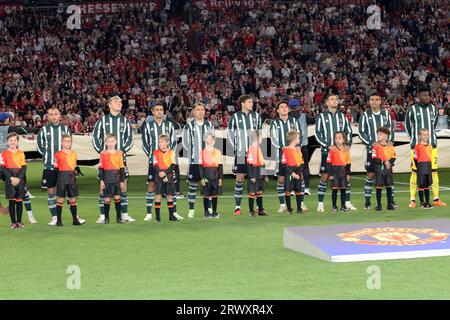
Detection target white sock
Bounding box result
[27,211,33,218]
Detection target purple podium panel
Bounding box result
[283,219,450,262]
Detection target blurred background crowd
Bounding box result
[0,0,448,133]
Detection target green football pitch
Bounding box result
[1,161,450,300]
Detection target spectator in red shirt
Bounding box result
[345,109,353,123]
[390,107,397,121]
[71,119,84,134]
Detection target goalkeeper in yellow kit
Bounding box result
[405,86,446,208]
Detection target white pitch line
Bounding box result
[350,176,450,190]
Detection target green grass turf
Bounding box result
[1,161,450,299]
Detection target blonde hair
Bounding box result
[158,134,170,143]
[287,130,300,144]
[105,133,117,141]
[108,95,122,106]
[61,134,72,141]
[203,130,216,142]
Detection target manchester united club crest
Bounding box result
[338,227,449,246]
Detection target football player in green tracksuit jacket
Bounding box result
[314,94,356,212]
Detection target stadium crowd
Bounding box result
[0,0,448,133]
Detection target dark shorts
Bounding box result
[103,182,121,198]
[172,165,179,183]
[275,161,285,177]
[320,153,331,175]
[331,167,348,189]
[41,169,58,189]
[147,165,156,182]
[374,173,394,188]
[232,156,247,175]
[417,173,432,189]
[56,172,79,198]
[155,180,176,196]
[5,182,26,200]
[274,150,284,177]
[275,160,285,177]
[365,149,375,173]
[248,178,265,194]
[284,176,302,193]
[56,183,79,198]
[123,161,129,179]
[188,164,201,182]
[275,149,285,177]
[201,179,220,196]
[416,163,432,188]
